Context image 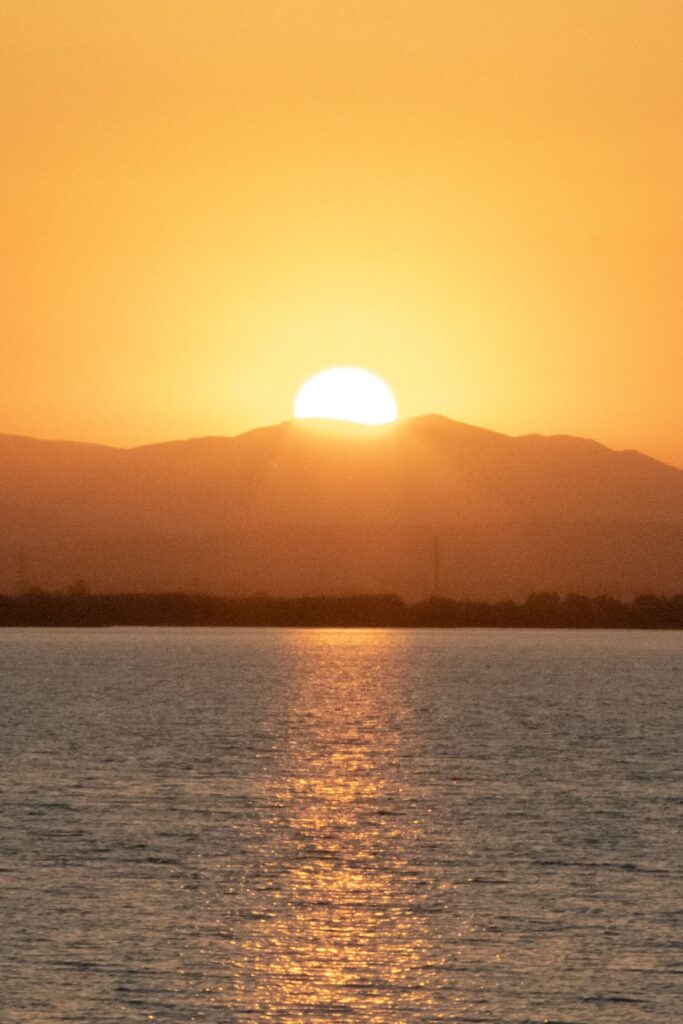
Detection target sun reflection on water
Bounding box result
[226,630,449,1020]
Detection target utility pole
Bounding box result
[433,535,440,597]
[17,545,27,594]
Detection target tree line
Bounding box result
[0,589,682,628]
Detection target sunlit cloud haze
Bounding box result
[1,1,681,465]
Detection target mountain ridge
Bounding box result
[2,413,680,470]
[1,415,681,598]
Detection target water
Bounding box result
[0,628,681,1023]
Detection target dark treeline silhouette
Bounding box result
[0,590,682,628]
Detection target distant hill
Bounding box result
[1,416,681,599]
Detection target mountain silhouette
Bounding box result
[1,416,681,599]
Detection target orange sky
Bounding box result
[1,1,681,466]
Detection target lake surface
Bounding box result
[0,628,681,1023]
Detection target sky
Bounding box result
[1,1,681,466]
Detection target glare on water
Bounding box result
[228,631,445,1019]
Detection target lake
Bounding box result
[1,627,681,1022]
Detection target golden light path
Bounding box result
[226,630,448,1020]
[293,368,398,426]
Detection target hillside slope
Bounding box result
[1,417,681,598]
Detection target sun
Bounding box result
[293,367,398,425]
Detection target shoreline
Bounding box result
[1,591,681,630]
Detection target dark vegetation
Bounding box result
[0,590,682,628]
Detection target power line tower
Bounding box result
[17,545,27,594]
[433,535,440,597]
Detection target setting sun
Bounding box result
[293,368,398,425]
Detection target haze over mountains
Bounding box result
[1,416,681,599]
